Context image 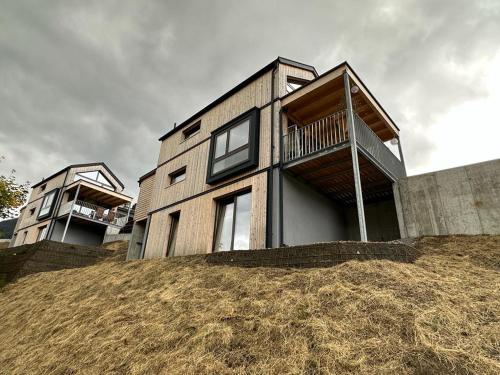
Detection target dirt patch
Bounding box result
[0,235,498,374]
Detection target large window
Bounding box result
[37,189,58,219]
[206,108,260,184]
[214,191,252,252]
[74,170,114,190]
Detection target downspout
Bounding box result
[266,61,278,248]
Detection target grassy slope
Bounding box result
[0,236,499,375]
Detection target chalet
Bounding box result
[10,163,132,247]
[127,57,405,259]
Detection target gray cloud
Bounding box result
[1,0,499,197]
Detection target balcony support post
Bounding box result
[61,184,80,243]
[397,136,407,177]
[344,71,368,241]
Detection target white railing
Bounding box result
[60,200,128,227]
[354,114,406,179]
[283,110,349,163]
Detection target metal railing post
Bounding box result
[61,184,80,243]
[344,71,368,242]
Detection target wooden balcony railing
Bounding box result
[59,200,128,227]
[282,109,405,180]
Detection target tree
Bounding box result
[0,156,29,219]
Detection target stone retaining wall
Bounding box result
[0,240,116,285]
[206,241,418,268]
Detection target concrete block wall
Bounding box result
[206,241,417,268]
[394,159,500,237]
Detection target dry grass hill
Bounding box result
[0,235,499,374]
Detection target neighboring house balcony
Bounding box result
[56,180,132,238]
[281,65,406,206]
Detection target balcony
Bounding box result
[283,109,404,181]
[59,200,128,227]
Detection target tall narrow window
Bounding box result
[21,231,28,245]
[214,191,252,252]
[37,189,58,219]
[207,108,260,184]
[166,212,180,257]
[37,226,48,242]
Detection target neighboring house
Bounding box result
[0,218,18,239]
[10,163,133,248]
[127,57,405,260]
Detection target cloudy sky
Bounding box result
[1,0,499,198]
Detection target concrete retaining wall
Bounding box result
[394,159,500,237]
[206,241,417,268]
[103,233,131,244]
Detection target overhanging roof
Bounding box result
[281,61,399,135]
[65,180,132,207]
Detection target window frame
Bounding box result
[212,189,252,252]
[206,107,260,184]
[74,171,114,190]
[37,226,48,242]
[166,211,180,257]
[169,167,186,185]
[37,188,59,220]
[286,76,309,94]
[182,121,201,140]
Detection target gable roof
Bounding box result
[31,162,125,189]
[158,57,318,141]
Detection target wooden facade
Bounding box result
[136,57,404,258]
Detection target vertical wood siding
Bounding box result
[135,174,156,221]
[144,171,267,258]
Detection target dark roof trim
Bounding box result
[280,61,400,131]
[31,162,125,189]
[158,57,318,141]
[138,168,156,184]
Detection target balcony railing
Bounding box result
[353,114,405,180]
[282,109,405,180]
[59,200,128,227]
[283,109,348,163]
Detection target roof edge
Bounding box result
[31,162,125,190]
[158,57,318,142]
[138,168,156,184]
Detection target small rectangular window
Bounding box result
[166,212,180,256]
[37,189,58,219]
[39,184,47,192]
[206,108,259,184]
[183,121,201,139]
[214,190,252,252]
[29,207,36,216]
[169,167,186,185]
[37,226,48,242]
